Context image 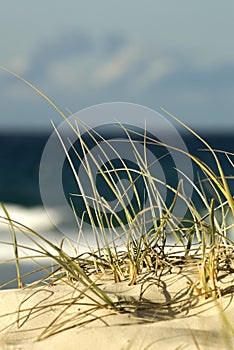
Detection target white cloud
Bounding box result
[1,31,234,130]
[7,55,30,75]
[48,61,82,87]
[134,57,174,89]
[93,42,142,86]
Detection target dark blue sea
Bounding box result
[0,131,233,206]
[0,130,233,287]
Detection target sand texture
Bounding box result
[0,267,233,350]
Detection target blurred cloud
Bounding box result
[1,29,234,130]
[93,41,141,86]
[6,55,30,75]
[27,31,93,81]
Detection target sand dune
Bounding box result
[0,268,233,350]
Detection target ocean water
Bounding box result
[0,130,233,287]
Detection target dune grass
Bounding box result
[0,67,233,345]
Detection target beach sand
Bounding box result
[0,267,233,350]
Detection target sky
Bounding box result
[0,0,234,132]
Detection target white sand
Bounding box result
[0,268,233,350]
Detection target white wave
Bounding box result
[0,203,63,233]
[0,203,97,260]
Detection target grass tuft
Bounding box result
[0,67,233,345]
